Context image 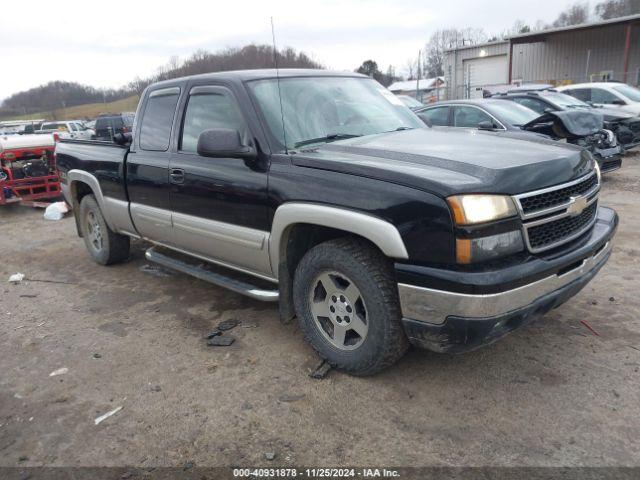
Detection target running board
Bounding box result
[145,247,279,302]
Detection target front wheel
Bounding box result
[293,238,409,375]
[79,194,130,265]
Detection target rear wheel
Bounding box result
[293,238,409,375]
[79,194,130,265]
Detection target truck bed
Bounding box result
[55,139,130,202]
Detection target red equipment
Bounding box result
[0,134,61,205]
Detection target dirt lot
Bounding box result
[1,154,639,468]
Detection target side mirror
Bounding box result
[416,113,433,128]
[197,128,256,159]
[477,120,496,130]
[611,99,626,106]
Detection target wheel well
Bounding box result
[70,181,94,237]
[73,181,93,205]
[277,223,380,323]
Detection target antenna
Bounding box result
[270,17,288,153]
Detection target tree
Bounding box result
[356,60,382,78]
[355,60,397,86]
[423,28,487,78]
[552,2,590,27]
[595,0,640,19]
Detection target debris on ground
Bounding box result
[182,461,194,471]
[139,264,173,277]
[94,405,124,425]
[26,277,76,285]
[151,385,162,392]
[43,201,70,221]
[217,319,239,331]
[206,364,218,373]
[19,294,38,298]
[204,329,221,339]
[309,360,332,379]
[241,320,258,328]
[580,320,600,337]
[204,319,239,342]
[278,393,306,403]
[8,273,25,284]
[207,335,235,347]
[92,353,102,359]
[264,452,276,461]
[609,297,616,302]
[49,367,69,377]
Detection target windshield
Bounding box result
[399,96,423,108]
[613,84,640,102]
[487,101,539,125]
[247,77,423,150]
[543,92,590,108]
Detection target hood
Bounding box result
[588,106,636,122]
[291,128,593,197]
[523,110,603,138]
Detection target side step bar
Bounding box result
[145,247,279,302]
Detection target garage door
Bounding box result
[463,55,508,98]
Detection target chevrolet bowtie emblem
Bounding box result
[567,195,588,216]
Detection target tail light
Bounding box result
[53,132,60,142]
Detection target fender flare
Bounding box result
[67,169,117,231]
[268,202,409,278]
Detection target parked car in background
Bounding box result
[396,95,424,111]
[93,113,135,141]
[416,99,622,172]
[0,120,45,135]
[493,90,640,150]
[558,83,640,116]
[70,119,95,138]
[37,121,93,140]
[56,69,617,375]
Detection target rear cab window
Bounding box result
[139,87,181,151]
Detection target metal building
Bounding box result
[443,14,640,99]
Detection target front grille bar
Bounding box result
[513,170,600,253]
[513,171,599,220]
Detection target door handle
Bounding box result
[170,168,185,184]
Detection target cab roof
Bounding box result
[149,69,367,89]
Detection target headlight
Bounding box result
[447,194,517,225]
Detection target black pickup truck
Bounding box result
[56,69,617,375]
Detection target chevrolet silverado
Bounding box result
[55,70,617,375]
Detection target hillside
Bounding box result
[0,95,139,122]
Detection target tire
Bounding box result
[293,237,409,375]
[79,194,130,265]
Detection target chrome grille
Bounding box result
[518,173,598,216]
[514,171,600,253]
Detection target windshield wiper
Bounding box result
[294,133,362,148]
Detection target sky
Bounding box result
[0,0,582,101]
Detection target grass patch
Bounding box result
[0,95,139,122]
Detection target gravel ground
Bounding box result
[0,153,639,468]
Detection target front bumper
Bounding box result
[397,206,617,353]
[594,146,622,173]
